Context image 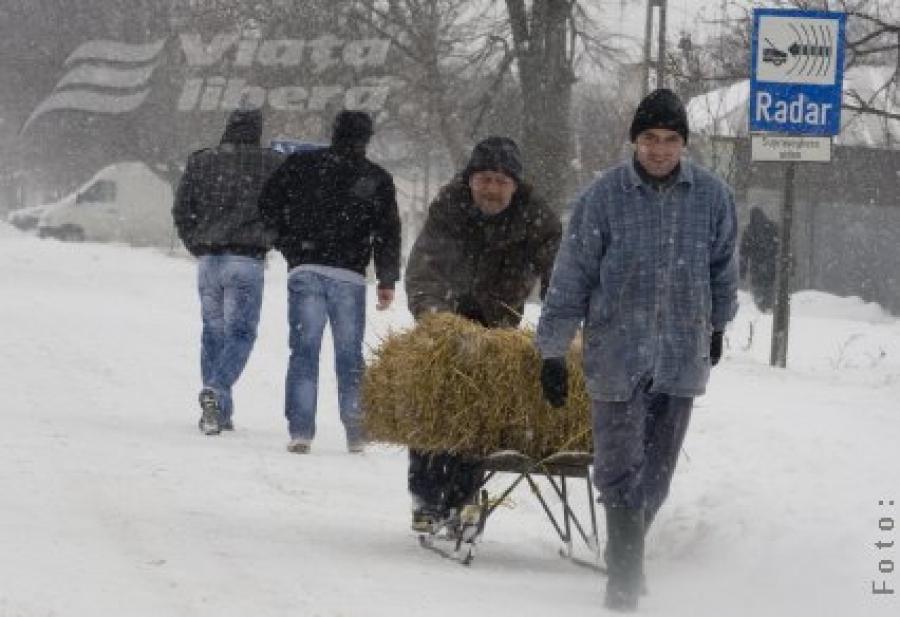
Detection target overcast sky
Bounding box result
[609,0,755,54]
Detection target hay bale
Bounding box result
[363,312,591,458]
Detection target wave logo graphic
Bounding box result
[21,38,168,133]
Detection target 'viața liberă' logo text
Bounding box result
[23,33,392,133]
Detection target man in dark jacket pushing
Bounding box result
[404,135,562,530]
[173,107,285,435]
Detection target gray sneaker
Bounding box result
[198,388,221,435]
[347,440,366,454]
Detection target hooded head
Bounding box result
[462,136,524,184]
[331,110,375,148]
[629,88,689,144]
[221,108,263,145]
[463,136,524,216]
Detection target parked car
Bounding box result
[37,161,177,247]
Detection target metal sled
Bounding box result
[418,449,603,571]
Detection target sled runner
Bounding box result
[417,449,603,571]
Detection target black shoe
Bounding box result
[198,388,222,435]
[220,418,234,431]
[411,505,447,532]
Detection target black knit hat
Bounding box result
[332,110,374,146]
[629,88,689,144]
[221,108,263,145]
[463,136,523,183]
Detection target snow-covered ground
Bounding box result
[1,224,898,616]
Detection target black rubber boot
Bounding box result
[603,506,645,612]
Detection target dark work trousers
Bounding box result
[408,449,485,511]
[592,380,693,528]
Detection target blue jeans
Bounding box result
[198,255,265,421]
[592,379,693,524]
[285,270,367,443]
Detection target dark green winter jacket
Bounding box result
[405,177,561,328]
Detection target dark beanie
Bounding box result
[463,136,523,183]
[221,108,263,145]
[332,110,374,146]
[629,88,689,144]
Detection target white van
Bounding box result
[37,161,177,247]
[7,203,53,231]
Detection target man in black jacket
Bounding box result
[173,108,285,435]
[260,110,401,455]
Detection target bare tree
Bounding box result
[352,0,620,211]
[348,0,512,169]
[504,0,577,209]
[831,0,900,122]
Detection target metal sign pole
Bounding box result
[749,8,846,369]
[770,161,795,367]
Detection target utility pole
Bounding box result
[770,162,796,368]
[642,1,653,95]
[642,0,668,95]
[657,0,667,89]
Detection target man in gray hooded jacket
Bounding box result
[535,89,738,611]
[173,108,284,435]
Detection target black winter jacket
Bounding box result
[259,146,401,289]
[172,144,285,258]
[405,178,562,328]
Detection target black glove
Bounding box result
[540,357,568,408]
[455,294,487,326]
[710,331,724,367]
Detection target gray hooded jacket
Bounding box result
[173,109,284,258]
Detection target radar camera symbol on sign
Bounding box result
[756,15,840,86]
[762,39,788,67]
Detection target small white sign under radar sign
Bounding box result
[756,14,840,86]
[751,134,832,162]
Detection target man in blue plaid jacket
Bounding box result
[535,88,739,612]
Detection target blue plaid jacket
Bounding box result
[535,158,738,401]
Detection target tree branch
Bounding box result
[842,103,900,122]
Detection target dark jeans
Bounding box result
[592,380,693,526]
[408,449,485,511]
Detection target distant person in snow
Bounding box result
[172,107,285,436]
[404,136,562,532]
[259,110,401,455]
[740,207,780,312]
[534,88,739,612]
